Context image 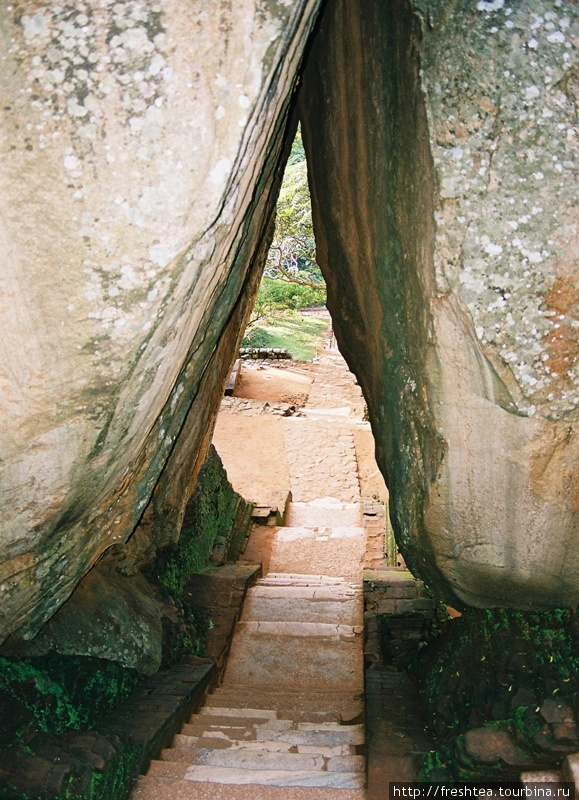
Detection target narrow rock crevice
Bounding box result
[299,0,447,600]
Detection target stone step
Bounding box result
[188,714,276,734]
[173,736,339,754]
[275,527,365,542]
[297,744,357,757]
[235,621,362,641]
[198,706,277,720]
[183,715,298,739]
[205,688,363,723]
[181,720,258,740]
[161,746,366,775]
[223,622,363,692]
[132,776,367,800]
[147,760,365,789]
[181,720,364,748]
[259,573,352,586]
[269,529,365,582]
[249,583,358,599]
[161,747,327,771]
[174,733,270,751]
[243,591,360,626]
[285,500,361,528]
[252,727,364,748]
[174,738,357,759]
[302,407,353,418]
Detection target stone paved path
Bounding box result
[133,500,367,798]
[133,346,369,799]
[283,347,365,504]
[304,349,366,417]
[132,342,433,800]
[283,421,360,502]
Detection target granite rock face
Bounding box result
[1,0,579,653]
[300,0,579,608]
[0,567,163,674]
[0,0,321,644]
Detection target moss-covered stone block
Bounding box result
[155,446,250,596]
[416,607,579,779]
[0,654,144,737]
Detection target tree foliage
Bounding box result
[264,127,325,291]
[245,127,325,338]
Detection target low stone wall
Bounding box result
[239,347,292,359]
[0,660,216,800]
[183,563,262,673]
[417,609,579,781]
[363,567,442,671]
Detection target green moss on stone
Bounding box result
[416,607,579,779]
[0,653,144,736]
[155,446,239,595]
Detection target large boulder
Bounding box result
[2,0,578,652]
[300,0,579,608]
[0,0,322,643]
[0,567,163,674]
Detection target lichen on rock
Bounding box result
[299,0,579,608]
[0,0,322,643]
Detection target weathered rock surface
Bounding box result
[300,0,579,608]
[0,567,163,674]
[0,0,321,642]
[2,0,579,649]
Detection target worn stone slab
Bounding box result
[243,594,359,625]
[276,527,365,541]
[259,574,352,586]
[179,747,326,772]
[132,777,368,800]
[270,528,366,582]
[173,735,200,748]
[286,501,362,528]
[254,720,294,732]
[170,740,295,755]
[297,744,356,757]
[199,707,277,720]
[283,421,361,503]
[296,722,361,732]
[181,723,257,741]
[149,760,365,788]
[224,626,363,692]
[236,621,361,640]
[248,584,358,599]
[327,756,365,774]
[253,726,365,748]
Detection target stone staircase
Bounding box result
[132,500,367,799]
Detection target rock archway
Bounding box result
[299,0,579,609]
[1,0,578,650]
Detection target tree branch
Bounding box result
[272,261,325,290]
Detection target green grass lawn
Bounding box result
[242,311,329,361]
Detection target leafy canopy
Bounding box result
[264,126,325,292]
